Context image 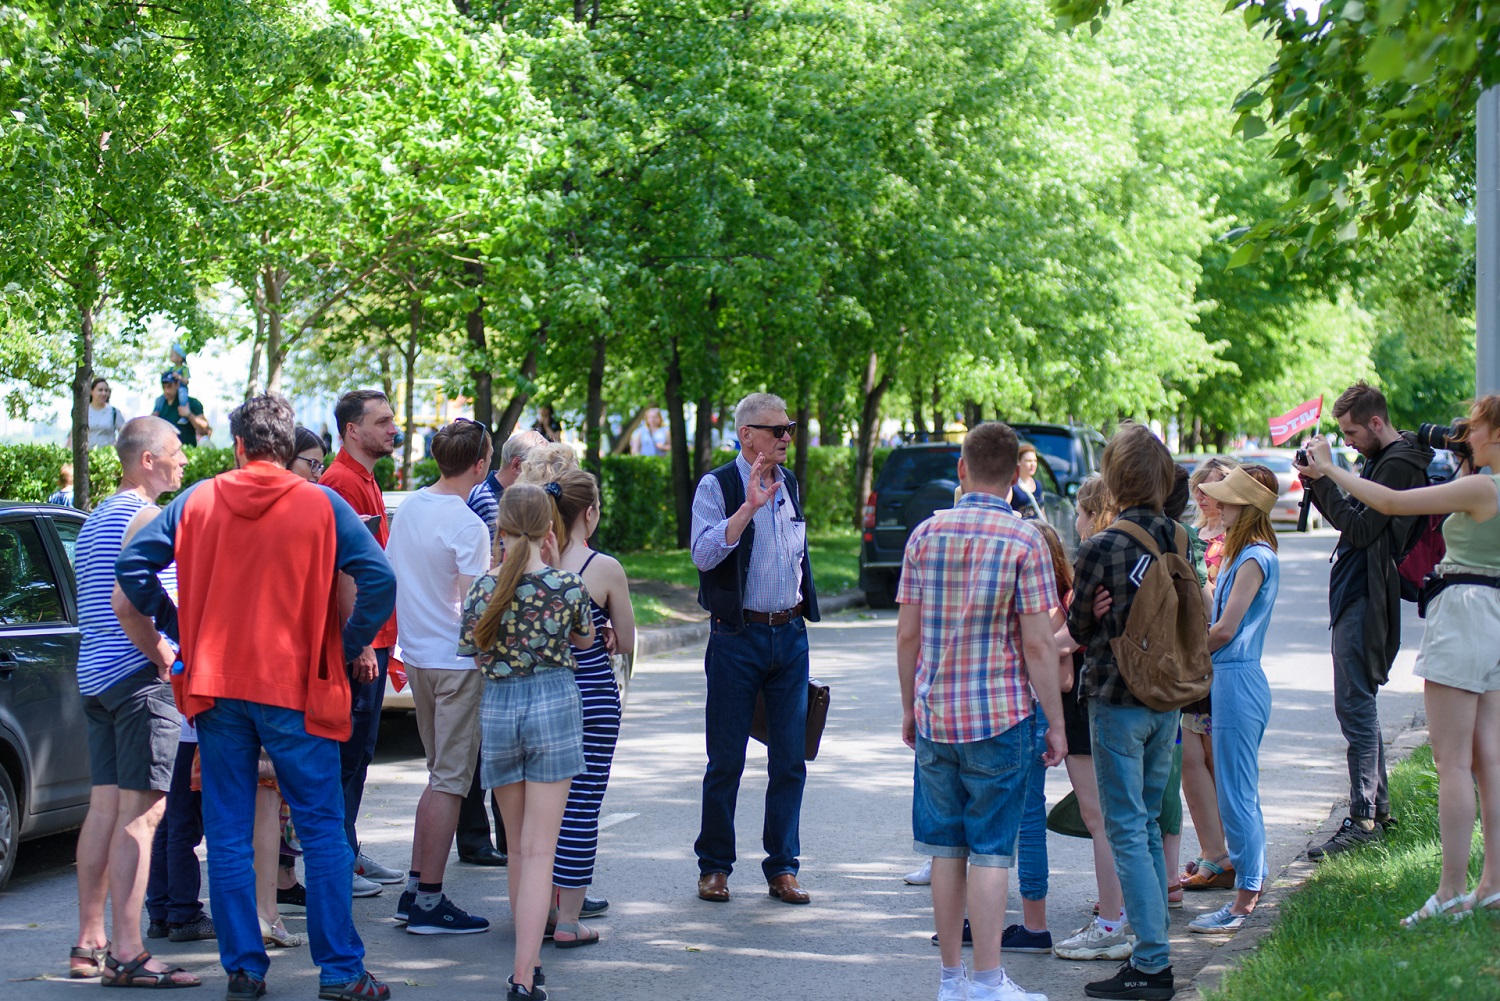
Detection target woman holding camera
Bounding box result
[1304,397,1500,926]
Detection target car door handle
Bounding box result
[0,652,17,678]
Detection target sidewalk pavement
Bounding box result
[0,532,1425,1000]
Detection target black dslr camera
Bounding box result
[1417,419,1472,464]
[1294,446,1310,467]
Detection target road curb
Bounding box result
[634,590,867,662]
[1178,705,1431,1000]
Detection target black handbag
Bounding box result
[749,680,830,761]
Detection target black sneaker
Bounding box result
[226,970,268,1001]
[276,881,306,908]
[930,917,972,946]
[1085,961,1175,1000]
[1001,922,1053,953]
[507,976,548,1001]
[581,894,609,917]
[405,894,490,935]
[169,913,216,942]
[1308,817,1383,861]
[146,919,170,940]
[394,890,415,924]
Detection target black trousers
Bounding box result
[456,743,506,855]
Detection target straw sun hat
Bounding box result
[1198,466,1277,515]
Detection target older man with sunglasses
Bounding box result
[691,393,821,905]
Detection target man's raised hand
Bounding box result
[745,454,782,510]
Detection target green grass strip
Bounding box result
[1209,744,1500,1001]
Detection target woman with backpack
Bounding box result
[1304,398,1500,926]
[1186,465,1280,935]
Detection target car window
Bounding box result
[1034,457,1061,495]
[1021,434,1073,480]
[1242,456,1294,473]
[51,518,80,568]
[879,449,960,490]
[0,519,67,625]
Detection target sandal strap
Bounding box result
[1196,858,1228,876]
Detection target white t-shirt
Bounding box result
[87,404,126,448]
[387,488,491,669]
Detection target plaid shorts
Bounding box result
[479,668,585,788]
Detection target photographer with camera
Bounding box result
[1292,382,1430,859]
[1301,395,1500,925]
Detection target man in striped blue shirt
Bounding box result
[70,416,196,986]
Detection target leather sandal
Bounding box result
[69,945,108,979]
[101,951,202,989]
[551,921,599,949]
[1168,883,1184,909]
[1182,856,1235,890]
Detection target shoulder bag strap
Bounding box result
[1106,519,1162,558]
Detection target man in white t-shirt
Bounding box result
[386,419,494,935]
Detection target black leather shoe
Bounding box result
[581,895,609,917]
[459,847,508,866]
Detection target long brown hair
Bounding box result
[551,468,600,552]
[1033,521,1072,606]
[472,483,556,651]
[1220,464,1279,568]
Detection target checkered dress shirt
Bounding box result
[896,492,1055,744]
[1066,507,1181,708]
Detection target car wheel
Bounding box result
[864,572,899,610]
[0,766,17,892]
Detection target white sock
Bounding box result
[972,968,1003,988]
[1098,915,1122,933]
[940,964,964,983]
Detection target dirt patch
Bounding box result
[628,578,708,624]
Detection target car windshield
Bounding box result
[1020,433,1073,479]
[879,449,960,490]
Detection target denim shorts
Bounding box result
[479,668,585,788]
[912,717,1032,867]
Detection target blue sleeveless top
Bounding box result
[1211,542,1278,667]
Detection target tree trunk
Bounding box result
[931,377,943,433]
[584,335,606,478]
[613,406,646,455]
[854,351,892,529]
[464,260,492,431]
[664,337,692,548]
[401,299,421,487]
[70,295,96,511]
[1214,426,1229,453]
[818,398,838,448]
[911,386,927,436]
[963,400,982,429]
[378,345,394,401]
[245,282,265,399]
[495,322,546,439]
[263,267,287,395]
[694,392,714,481]
[793,398,811,494]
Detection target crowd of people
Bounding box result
[55,376,1500,1001]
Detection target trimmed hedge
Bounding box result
[0,443,233,505]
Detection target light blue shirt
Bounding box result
[1211,543,1279,666]
[690,454,804,613]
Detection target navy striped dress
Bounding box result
[552,554,622,888]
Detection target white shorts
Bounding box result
[1414,574,1500,694]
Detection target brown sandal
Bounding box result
[102,951,202,989]
[1182,856,1236,890]
[69,945,108,978]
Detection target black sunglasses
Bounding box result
[745,422,797,440]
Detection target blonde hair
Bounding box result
[1220,464,1280,568]
[1101,422,1174,511]
[517,442,578,486]
[1189,456,1240,529]
[472,483,557,651]
[1075,474,1117,528]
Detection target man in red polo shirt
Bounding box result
[321,389,404,896]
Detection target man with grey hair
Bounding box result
[691,392,821,905]
[466,429,547,544]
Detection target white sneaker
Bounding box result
[905,859,933,885]
[937,971,967,1001]
[355,853,405,884]
[1052,919,1135,961]
[351,872,384,898]
[968,971,1047,1001]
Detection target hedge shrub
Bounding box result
[0,444,234,506]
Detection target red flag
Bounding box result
[1268,396,1322,445]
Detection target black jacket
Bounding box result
[1309,432,1431,687]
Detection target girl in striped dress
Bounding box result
[539,468,636,947]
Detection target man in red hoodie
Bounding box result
[117,395,396,1001]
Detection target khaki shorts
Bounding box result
[1415,571,1500,694]
[410,666,483,794]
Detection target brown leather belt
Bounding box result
[744,602,806,626]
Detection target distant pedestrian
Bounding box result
[66,376,126,450]
[69,416,195,986]
[630,407,670,456]
[691,393,820,906]
[387,420,495,936]
[1010,443,1045,518]
[1186,465,1280,936]
[116,394,396,1001]
[1304,402,1500,926]
[531,405,563,442]
[459,484,594,1001]
[1067,422,1181,1001]
[152,372,210,448]
[896,420,1065,1001]
[320,389,406,895]
[48,463,75,507]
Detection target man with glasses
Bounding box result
[691,393,820,905]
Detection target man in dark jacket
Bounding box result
[1296,382,1430,858]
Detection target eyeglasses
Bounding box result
[745,422,797,440]
[294,456,326,475]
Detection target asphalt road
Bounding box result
[0,530,1426,1001]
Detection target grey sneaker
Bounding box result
[352,872,384,898]
[355,853,405,884]
[1188,902,1248,934]
[1308,817,1382,861]
[1053,919,1135,961]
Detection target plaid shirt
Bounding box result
[1067,507,1181,708]
[896,492,1055,744]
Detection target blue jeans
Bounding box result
[197,699,363,986]
[1018,706,1049,901]
[912,717,1032,866]
[695,618,809,881]
[146,741,205,926]
[1089,700,1177,975]
[1211,661,1271,892]
[339,647,389,854]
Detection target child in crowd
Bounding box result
[1187,465,1280,934]
[460,484,593,1001]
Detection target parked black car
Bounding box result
[858,442,1079,608]
[0,503,88,890]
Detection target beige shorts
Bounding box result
[1414,576,1500,694]
[410,666,483,794]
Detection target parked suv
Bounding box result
[1006,423,1107,498]
[859,442,1079,608]
[0,502,89,890]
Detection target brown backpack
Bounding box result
[1104,521,1212,712]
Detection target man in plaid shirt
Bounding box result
[896,422,1067,1001]
[1066,422,1181,1001]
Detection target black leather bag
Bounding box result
[749,680,830,761]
